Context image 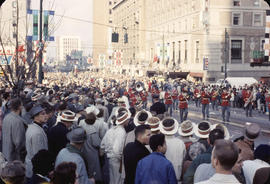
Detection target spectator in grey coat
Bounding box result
[25,105,48,178]
[2,98,26,162]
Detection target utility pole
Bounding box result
[38,0,43,84]
[224,28,229,80]
[162,33,165,69]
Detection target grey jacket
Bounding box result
[2,111,26,162]
[25,122,48,178]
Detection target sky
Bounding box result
[31,0,93,57]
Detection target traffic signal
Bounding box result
[124,33,128,43]
[265,0,270,6]
[112,32,119,43]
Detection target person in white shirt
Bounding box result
[159,117,186,182]
[196,139,240,184]
[242,144,270,184]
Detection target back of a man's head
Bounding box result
[209,128,224,146]
[10,98,21,112]
[149,133,165,152]
[213,139,239,171]
[135,124,151,139]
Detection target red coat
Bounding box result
[211,90,218,101]
[164,92,173,105]
[221,92,231,106]
[178,94,188,109]
[243,91,251,102]
[129,93,136,106]
[140,91,148,102]
[201,91,210,104]
[194,88,200,99]
[172,90,178,100]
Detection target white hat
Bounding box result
[212,123,230,140]
[85,106,100,115]
[178,120,196,137]
[60,110,77,122]
[134,110,152,127]
[194,121,213,139]
[159,118,179,135]
[146,117,160,132]
[115,107,131,125]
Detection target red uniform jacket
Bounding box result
[201,91,210,104]
[243,91,251,102]
[194,88,200,99]
[164,92,173,105]
[178,94,188,109]
[140,91,148,102]
[221,92,231,106]
[211,90,218,101]
[172,89,178,100]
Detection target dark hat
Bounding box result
[153,94,159,99]
[244,123,261,141]
[67,127,86,143]
[30,105,45,118]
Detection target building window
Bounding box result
[231,40,242,62]
[109,9,112,14]
[195,41,199,62]
[253,13,262,26]
[232,13,241,25]
[233,0,240,6]
[184,40,187,63]
[254,0,260,6]
[261,39,265,51]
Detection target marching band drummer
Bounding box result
[221,87,231,123]
[243,87,253,117]
[164,88,173,116]
[179,88,189,123]
[201,87,211,120]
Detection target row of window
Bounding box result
[233,12,263,26]
[233,0,260,7]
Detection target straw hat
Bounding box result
[60,110,77,122]
[115,107,131,125]
[178,120,196,137]
[213,123,230,140]
[146,117,160,132]
[134,110,152,126]
[159,118,179,135]
[194,121,213,139]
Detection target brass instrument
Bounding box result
[135,82,144,92]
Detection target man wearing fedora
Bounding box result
[48,110,77,161]
[55,127,94,184]
[232,123,261,183]
[25,105,48,178]
[159,117,186,182]
[123,125,151,184]
[183,128,224,184]
[135,133,177,184]
[2,98,26,162]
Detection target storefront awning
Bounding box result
[189,72,204,78]
[168,72,189,79]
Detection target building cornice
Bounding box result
[112,0,126,10]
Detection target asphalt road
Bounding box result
[147,99,270,147]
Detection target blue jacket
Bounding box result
[135,152,177,184]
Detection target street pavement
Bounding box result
[147,99,270,147]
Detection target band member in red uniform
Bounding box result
[244,87,253,117]
[221,87,231,122]
[164,89,173,116]
[211,87,219,111]
[140,90,148,109]
[194,87,201,107]
[178,90,188,122]
[201,88,210,120]
[172,87,179,111]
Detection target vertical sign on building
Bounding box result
[43,11,49,41]
[264,10,270,62]
[203,57,208,70]
[33,10,39,41]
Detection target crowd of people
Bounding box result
[0,72,268,184]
